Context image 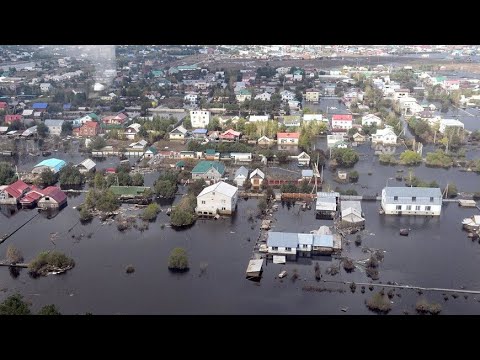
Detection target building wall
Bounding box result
[305,92,319,102]
[170,133,185,140]
[47,125,62,136]
[267,246,297,256]
[277,138,299,145]
[192,168,222,182]
[381,200,441,216]
[191,111,210,128]
[38,198,61,209]
[250,176,264,188]
[196,190,238,215]
[332,120,352,130]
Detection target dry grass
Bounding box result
[366,292,392,314]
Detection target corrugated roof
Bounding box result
[298,233,313,245]
[32,103,48,109]
[313,234,334,247]
[302,170,313,177]
[383,187,442,205]
[4,180,30,199]
[267,232,299,248]
[42,186,67,204]
[192,128,208,134]
[340,201,362,213]
[33,158,66,173]
[250,168,265,179]
[191,161,225,175]
[170,125,187,134]
[78,158,96,170]
[197,181,238,198]
[235,166,249,178]
[44,119,65,126]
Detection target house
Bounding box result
[301,169,314,180]
[32,103,48,112]
[129,139,148,151]
[102,112,128,125]
[381,186,442,216]
[19,186,45,208]
[192,128,208,139]
[280,90,296,102]
[169,125,188,140]
[236,89,252,102]
[22,125,37,137]
[37,186,67,210]
[249,168,265,189]
[361,114,382,126]
[303,114,325,123]
[266,232,298,260]
[22,109,34,117]
[394,89,410,100]
[190,110,210,128]
[219,129,241,141]
[44,119,64,136]
[124,123,141,140]
[371,126,397,144]
[40,83,52,92]
[184,93,198,104]
[73,121,100,137]
[327,134,345,148]
[4,115,23,124]
[324,84,336,96]
[277,132,299,145]
[144,146,158,158]
[196,181,238,216]
[76,159,96,173]
[331,114,353,130]
[315,191,340,219]
[296,151,310,166]
[282,116,301,127]
[32,158,66,174]
[305,89,320,102]
[439,119,464,134]
[234,166,249,187]
[257,135,273,146]
[352,132,367,143]
[255,92,271,101]
[204,149,220,160]
[0,180,30,205]
[340,201,365,228]
[230,152,252,162]
[248,115,269,122]
[312,234,335,255]
[288,100,301,110]
[191,161,225,183]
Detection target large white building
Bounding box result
[196,181,238,216]
[361,114,382,126]
[248,115,269,122]
[190,110,210,128]
[381,187,442,216]
[331,114,353,130]
[371,126,397,144]
[439,119,464,134]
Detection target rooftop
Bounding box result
[197,181,238,198]
[191,161,225,175]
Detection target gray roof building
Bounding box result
[383,187,442,206]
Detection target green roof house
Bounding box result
[191,161,225,182]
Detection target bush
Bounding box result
[366,291,392,313]
[141,203,161,222]
[348,170,359,183]
[445,182,458,198]
[79,207,93,222]
[399,150,422,165]
[350,282,357,293]
[6,245,23,264]
[28,251,75,276]
[258,198,268,214]
[168,248,189,271]
[0,293,31,315]
[379,154,398,165]
[425,150,453,168]
[342,258,355,272]
[415,298,442,315]
[59,164,85,186]
[38,304,61,315]
[355,234,362,246]
[0,162,17,185]
[332,148,359,167]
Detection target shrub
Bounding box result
[6,245,23,264]
[79,207,93,222]
[168,248,189,271]
[28,251,75,276]
[350,282,357,293]
[342,258,355,272]
[348,170,359,183]
[366,291,392,313]
[141,203,161,222]
[415,298,442,315]
[355,234,362,246]
[0,293,31,315]
[38,304,61,315]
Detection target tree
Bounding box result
[154,180,177,198]
[131,173,144,186]
[38,169,56,186]
[141,203,161,222]
[207,117,221,131]
[168,248,189,271]
[332,148,359,167]
[61,121,73,136]
[276,151,289,164]
[6,245,23,264]
[0,162,17,185]
[170,207,196,226]
[89,136,106,151]
[348,170,359,182]
[188,179,207,196]
[96,189,120,213]
[37,122,48,138]
[399,150,422,165]
[258,198,268,214]
[38,304,61,315]
[0,293,31,315]
[59,164,84,186]
[445,182,458,198]
[183,116,192,129]
[94,173,106,189]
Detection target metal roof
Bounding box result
[246,259,263,274]
[192,161,225,175]
[33,158,66,173]
[383,187,442,205]
[301,170,313,177]
[78,158,96,170]
[250,168,265,179]
[44,119,65,126]
[197,181,238,198]
[313,234,334,247]
[297,233,313,246]
[340,201,362,213]
[267,232,299,248]
[235,166,249,178]
[317,192,340,198]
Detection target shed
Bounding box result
[246,259,263,278]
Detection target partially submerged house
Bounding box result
[191,161,225,183]
[0,180,30,205]
[234,166,249,187]
[296,151,310,166]
[339,200,365,229]
[381,186,442,216]
[32,158,66,174]
[37,186,67,210]
[76,158,96,173]
[267,231,338,260]
[315,192,340,219]
[249,168,265,189]
[196,181,238,216]
[144,146,157,158]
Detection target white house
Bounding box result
[371,126,397,144]
[40,83,52,92]
[381,186,442,216]
[230,152,252,162]
[234,166,249,187]
[44,119,64,136]
[288,100,301,110]
[255,92,272,101]
[190,110,210,128]
[248,115,269,122]
[277,132,299,145]
[331,114,353,130]
[267,232,298,259]
[439,119,464,134]
[257,135,273,146]
[76,158,96,173]
[169,125,188,140]
[296,151,311,166]
[124,123,141,140]
[280,90,296,102]
[184,94,198,104]
[327,134,345,148]
[196,181,238,216]
[361,114,382,127]
[303,114,325,123]
[394,89,410,100]
[250,168,265,189]
[304,89,320,102]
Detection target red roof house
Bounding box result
[0,102,7,110]
[4,115,23,124]
[0,180,30,204]
[73,121,100,137]
[37,186,67,210]
[277,132,300,145]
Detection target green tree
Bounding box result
[348,170,359,182]
[37,169,56,186]
[170,207,196,226]
[61,121,73,136]
[399,150,422,165]
[131,173,144,186]
[96,189,120,212]
[94,172,106,189]
[37,122,48,138]
[0,162,17,185]
[183,116,192,129]
[207,117,221,131]
[446,183,458,198]
[188,179,207,196]
[154,180,177,198]
[59,164,84,186]
[332,148,360,167]
[38,304,61,315]
[168,248,189,271]
[0,294,31,315]
[276,151,289,164]
[258,198,268,214]
[89,136,106,151]
[141,203,161,222]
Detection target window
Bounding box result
[396,205,402,210]
[425,206,431,211]
[416,205,421,211]
[394,196,398,201]
[303,244,308,249]
[201,201,205,204]
[272,246,278,251]
[412,197,416,202]
[406,205,411,211]
[430,197,434,202]
[285,247,291,251]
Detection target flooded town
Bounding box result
[0,45,480,315]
